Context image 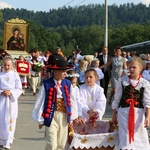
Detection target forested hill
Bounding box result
[1,3,150,54]
[2,3,150,28]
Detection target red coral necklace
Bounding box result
[129,74,141,88]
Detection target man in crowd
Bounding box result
[98,46,111,98]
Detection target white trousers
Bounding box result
[44,111,68,150]
[31,76,39,93]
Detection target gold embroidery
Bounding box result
[107,136,114,142]
[56,98,66,113]
[81,138,87,144]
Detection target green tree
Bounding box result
[0,9,3,22]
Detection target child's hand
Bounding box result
[39,124,44,129]
[112,114,118,126]
[1,90,12,96]
[112,109,118,126]
[78,116,85,125]
[144,116,150,128]
[89,111,99,122]
[73,116,85,125]
[87,109,93,117]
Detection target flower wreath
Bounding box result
[66,73,79,78]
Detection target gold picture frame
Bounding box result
[3,17,29,53]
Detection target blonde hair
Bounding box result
[128,56,144,70]
[2,57,15,70]
[2,56,13,63]
[78,59,87,72]
[91,59,99,67]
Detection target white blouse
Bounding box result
[112,75,150,110]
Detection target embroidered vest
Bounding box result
[119,84,144,108]
[42,77,72,127]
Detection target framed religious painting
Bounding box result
[3,17,29,53]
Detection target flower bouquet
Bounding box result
[32,62,44,72]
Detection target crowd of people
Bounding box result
[0,47,150,150]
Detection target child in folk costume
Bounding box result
[0,57,22,149]
[79,68,106,123]
[32,59,78,150]
[18,55,28,95]
[112,57,150,149]
[66,69,85,124]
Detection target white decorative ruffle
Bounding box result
[69,121,119,149]
[70,132,119,149]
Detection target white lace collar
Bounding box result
[120,75,149,90]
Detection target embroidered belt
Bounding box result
[56,98,66,113]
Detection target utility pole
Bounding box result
[104,0,108,47]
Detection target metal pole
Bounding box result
[104,0,108,47]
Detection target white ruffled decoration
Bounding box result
[69,121,119,149]
[66,73,79,78]
[70,132,119,149]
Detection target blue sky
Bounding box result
[0,0,150,12]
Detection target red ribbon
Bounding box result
[126,99,139,143]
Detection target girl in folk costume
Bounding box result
[79,69,106,123]
[18,55,28,95]
[66,69,85,124]
[32,59,78,150]
[112,57,150,149]
[0,57,22,149]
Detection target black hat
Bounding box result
[47,59,73,70]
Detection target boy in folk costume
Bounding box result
[0,57,22,149]
[112,57,150,149]
[32,59,78,150]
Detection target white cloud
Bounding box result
[142,0,150,5]
[0,2,14,9]
[137,0,150,6]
